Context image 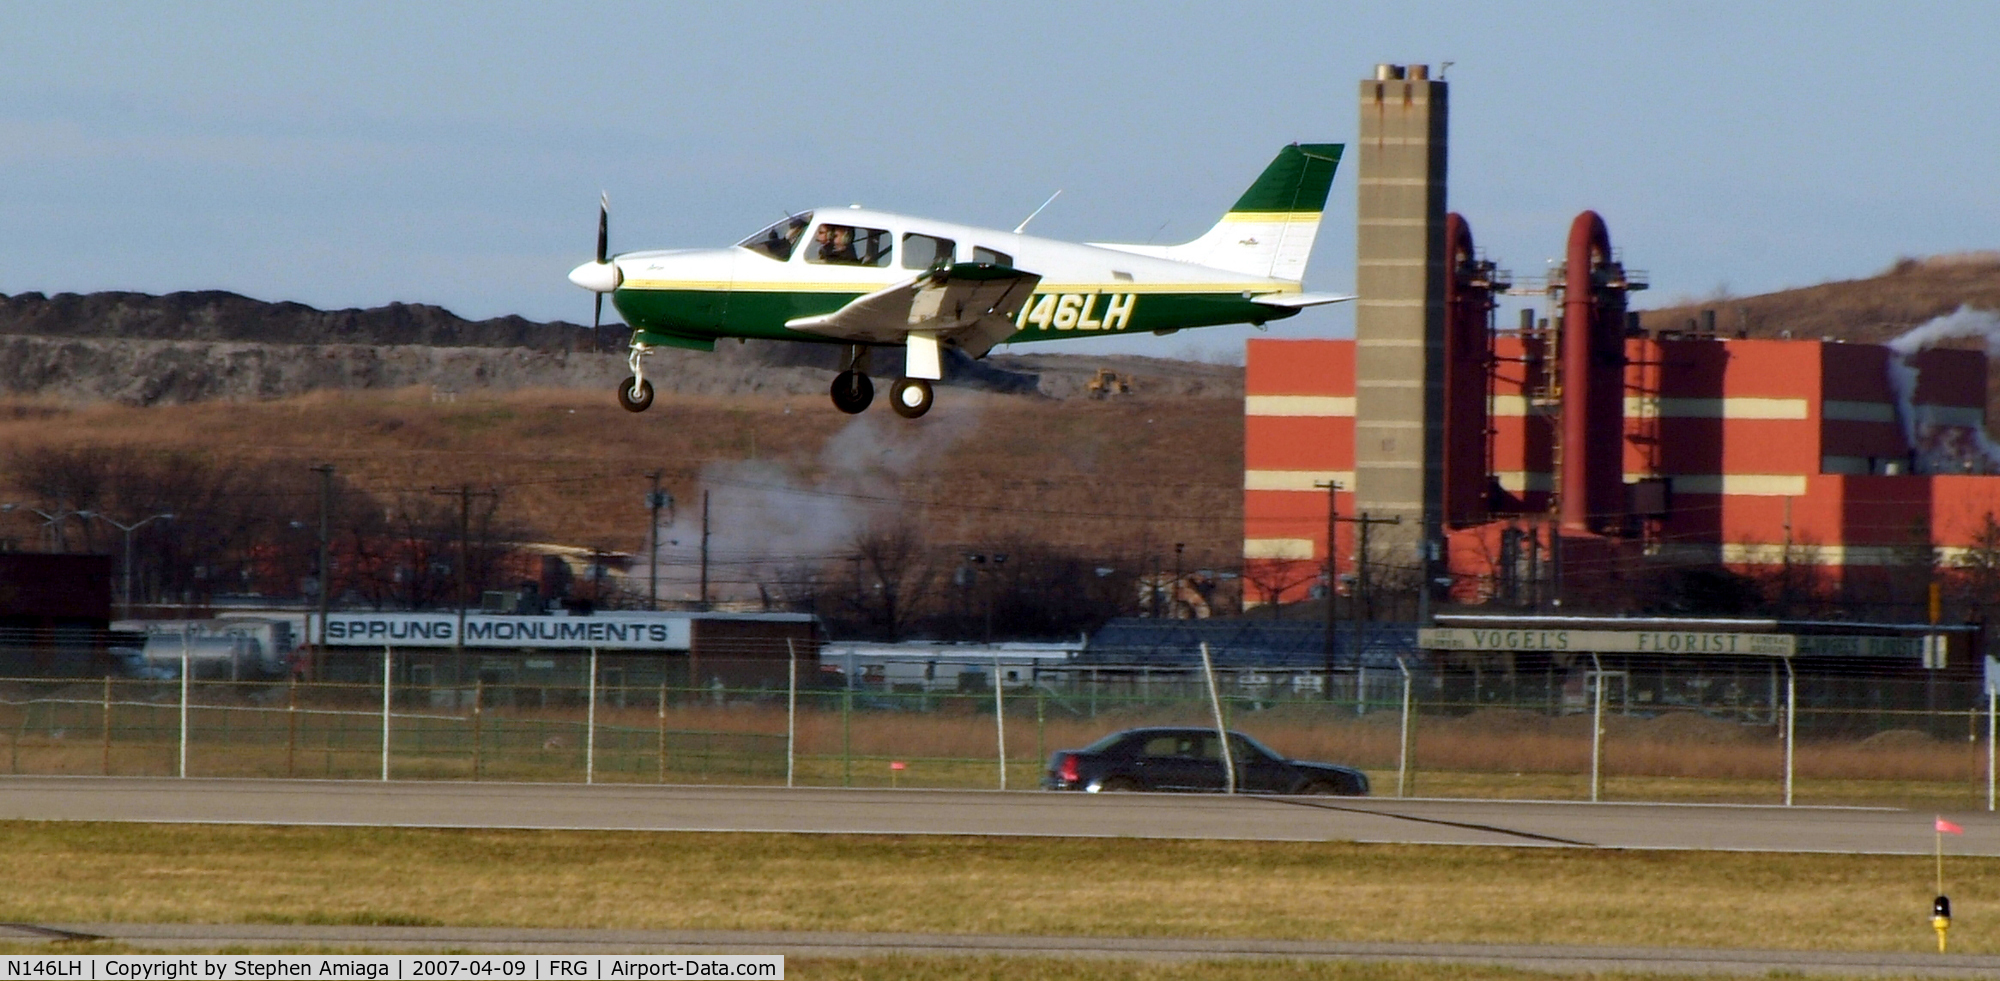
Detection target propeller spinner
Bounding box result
[566,192,623,329]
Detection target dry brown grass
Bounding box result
[0,822,1995,956]
[6,692,1996,802]
[0,387,1243,562]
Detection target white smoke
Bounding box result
[1884,306,2000,473]
[644,406,985,606]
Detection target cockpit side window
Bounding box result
[739,212,814,261]
[902,233,956,270]
[807,223,892,267]
[973,246,1012,267]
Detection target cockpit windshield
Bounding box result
[739,211,814,261]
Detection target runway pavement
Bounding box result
[0,775,1993,854]
[4,923,2000,976]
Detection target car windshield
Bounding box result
[738,211,814,261]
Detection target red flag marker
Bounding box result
[1938,817,1965,835]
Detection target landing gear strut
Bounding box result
[830,344,875,414]
[831,371,874,414]
[889,377,933,418]
[619,342,654,413]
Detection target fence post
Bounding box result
[1589,653,1604,803]
[994,653,1008,791]
[842,683,852,788]
[1783,655,1795,807]
[473,678,484,781]
[585,647,598,785]
[657,681,667,784]
[1397,658,1412,798]
[1035,687,1045,775]
[1200,642,1235,794]
[286,672,298,779]
[380,643,392,782]
[1988,683,1995,813]
[786,640,797,789]
[179,626,190,779]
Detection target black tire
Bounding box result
[831,371,874,414]
[617,376,654,413]
[1096,776,1141,793]
[889,377,934,418]
[1300,779,1340,796]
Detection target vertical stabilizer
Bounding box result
[1163,143,1343,282]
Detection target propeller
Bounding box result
[566,192,624,339]
[594,192,608,331]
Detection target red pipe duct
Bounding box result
[1558,211,1626,535]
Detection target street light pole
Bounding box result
[80,511,174,620]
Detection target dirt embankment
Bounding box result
[0,290,1240,406]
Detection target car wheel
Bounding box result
[1096,777,1141,792]
[1301,779,1340,796]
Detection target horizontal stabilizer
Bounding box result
[1251,292,1354,309]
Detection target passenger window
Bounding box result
[808,223,893,267]
[973,246,1012,266]
[902,233,955,270]
[1141,736,1181,758]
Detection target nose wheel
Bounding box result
[889,377,933,418]
[831,371,874,414]
[618,376,655,413]
[618,341,655,412]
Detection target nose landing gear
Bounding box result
[618,341,655,413]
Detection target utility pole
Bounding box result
[1349,512,1401,681]
[312,464,335,681]
[1170,543,1185,619]
[645,472,669,612]
[699,490,711,611]
[1315,481,1341,702]
[431,484,498,686]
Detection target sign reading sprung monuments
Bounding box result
[1418,628,1796,657]
[313,613,692,650]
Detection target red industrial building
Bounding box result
[1245,211,2000,615]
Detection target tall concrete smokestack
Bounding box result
[1354,66,1447,579]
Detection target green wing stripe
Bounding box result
[1227,143,1344,215]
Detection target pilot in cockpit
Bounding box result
[818,225,858,264]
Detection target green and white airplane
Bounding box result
[568,143,1348,418]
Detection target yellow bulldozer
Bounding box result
[1086,368,1132,399]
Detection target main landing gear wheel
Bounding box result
[831,371,874,414]
[889,378,934,419]
[618,376,654,413]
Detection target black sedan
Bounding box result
[1042,726,1369,795]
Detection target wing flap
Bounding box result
[786,263,1042,357]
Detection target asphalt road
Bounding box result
[0,775,1993,854]
[2,923,1999,976]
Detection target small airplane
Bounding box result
[568,143,1349,418]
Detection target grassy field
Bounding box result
[6,687,1999,806]
[0,822,1991,957]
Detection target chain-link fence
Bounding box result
[1,655,1993,808]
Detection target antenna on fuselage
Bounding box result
[1013,190,1062,235]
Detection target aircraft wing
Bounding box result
[786,263,1041,359]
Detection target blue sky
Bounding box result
[3,3,1995,361]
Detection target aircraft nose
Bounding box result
[568,260,623,293]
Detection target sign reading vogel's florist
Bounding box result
[1418,628,1795,657]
